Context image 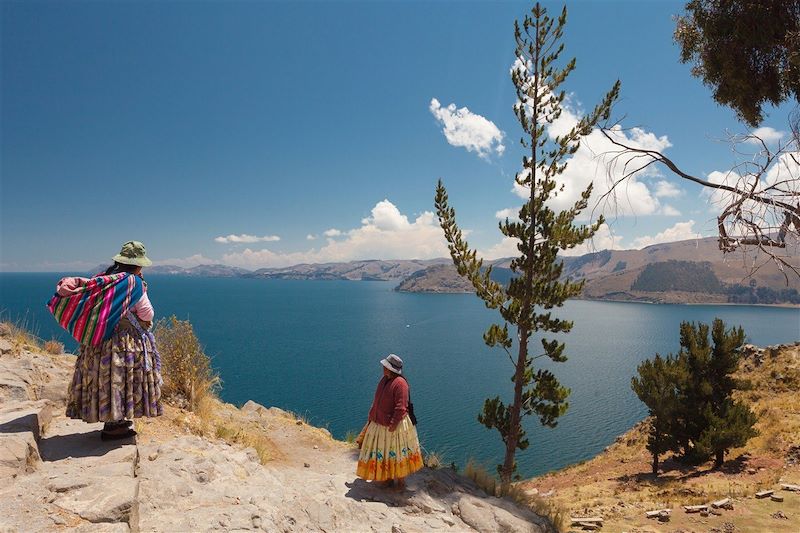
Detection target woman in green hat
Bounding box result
[50,241,163,440]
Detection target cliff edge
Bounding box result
[0,325,552,533]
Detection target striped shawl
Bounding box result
[47,273,144,346]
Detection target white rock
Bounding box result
[54,478,138,523]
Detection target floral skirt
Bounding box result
[356,415,423,481]
[66,320,162,423]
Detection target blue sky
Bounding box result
[1,0,796,271]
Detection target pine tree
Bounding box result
[434,3,619,493]
[695,319,758,467]
[631,353,682,475]
[674,319,758,467]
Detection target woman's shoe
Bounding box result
[103,420,133,431]
[100,428,137,441]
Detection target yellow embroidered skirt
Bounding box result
[356,415,423,481]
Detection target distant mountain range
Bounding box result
[91,264,251,277]
[398,237,800,305]
[93,259,450,281]
[246,259,449,281]
[94,237,800,305]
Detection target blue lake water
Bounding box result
[1,273,798,477]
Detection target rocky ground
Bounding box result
[0,327,552,533]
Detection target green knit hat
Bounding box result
[112,241,152,267]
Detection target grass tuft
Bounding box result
[424,451,443,469]
[508,488,568,533]
[0,319,43,354]
[43,340,64,355]
[464,459,498,496]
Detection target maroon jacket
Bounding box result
[368,376,408,427]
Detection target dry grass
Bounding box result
[343,430,358,444]
[154,316,220,412]
[463,459,566,531]
[43,340,64,355]
[464,459,498,496]
[0,319,43,354]
[507,485,569,532]
[424,451,443,469]
[214,418,275,463]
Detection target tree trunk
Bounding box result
[714,449,725,469]
[651,453,659,475]
[500,326,529,494]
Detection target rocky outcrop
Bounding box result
[0,330,553,533]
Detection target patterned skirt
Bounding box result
[356,415,424,481]
[66,318,162,423]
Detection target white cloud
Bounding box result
[495,207,521,221]
[654,180,682,198]
[429,98,505,160]
[214,234,280,244]
[560,223,624,256]
[631,220,700,249]
[220,199,449,269]
[306,234,317,241]
[481,237,520,260]
[745,126,786,145]
[660,204,682,216]
[481,223,623,259]
[511,102,672,219]
[764,151,800,195]
[323,228,342,237]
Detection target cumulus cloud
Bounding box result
[323,228,342,238]
[631,220,700,249]
[429,98,505,159]
[764,151,800,195]
[660,204,682,216]
[654,180,682,198]
[495,207,521,221]
[560,223,624,256]
[220,199,449,269]
[745,126,786,145]
[481,222,623,259]
[481,237,521,260]
[511,100,672,219]
[306,234,317,241]
[214,234,280,244]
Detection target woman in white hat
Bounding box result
[355,354,423,490]
[49,241,162,440]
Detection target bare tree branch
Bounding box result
[597,124,800,280]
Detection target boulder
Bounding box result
[0,432,40,478]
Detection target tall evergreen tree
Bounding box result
[631,353,682,475]
[695,319,758,467]
[434,3,619,493]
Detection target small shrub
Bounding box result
[424,451,443,469]
[464,459,498,496]
[44,340,64,355]
[154,316,220,412]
